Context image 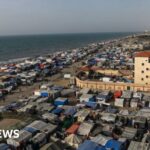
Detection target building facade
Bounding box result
[134,51,150,85]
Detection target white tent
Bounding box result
[65,134,82,148]
[91,134,111,146]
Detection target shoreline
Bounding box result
[0,32,134,63]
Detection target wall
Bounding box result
[76,77,150,92]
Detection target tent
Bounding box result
[54,97,68,106]
[85,101,98,109]
[105,139,123,150]
[51,107,64,115]
[91,134,111,146]
[65,134,82,148]
[64,107,77,116]
[0,143,10,150]
[77,122,94,136]
[78,140,106,150]
[66,123,80,134]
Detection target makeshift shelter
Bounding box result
[77,140,105,150]
[0,143,10,150]
[101,113,116,123]
[66,123,80,134]
[26,120,47,131]
[51,107,64,115]
[121,127,137,140]
[42,113,58,123]
[130,98,139,108]
[54,97,68,106]
[74,109,90,122]
[91,134,111,146]
[105,139,123,150]
[133,116,146,128]
[85,101,98,109]
[64,107,77,116]
[7,130,32,148]
[80,94,95,102]
[31,132,47,149]
[77,121,94,136]
[115,98,124,107]
[24,126,38,135]
[114,91,122,98]
[128,141,150,150]
[65,134,82,148]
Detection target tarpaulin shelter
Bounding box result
[77,140,106,150]
[64,107,77,116]
[54,97,68,106]
[66,123,80,134]
[105,139,123,150]
[65,134,82,148]
[51,107,64,115]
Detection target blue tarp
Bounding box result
[78,140,106,150]
[54,98,68,106]
[85,101,97,109]
[105,139,123,150]
[64,107,77,116]
[51,86,64,91]
[89,97,96,102]
[0,143,10,150]
[41,91,49,97]
[52,107,64,115]
[24,127,38,134]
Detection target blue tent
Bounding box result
[64,107,77,116]
[85,101,97,109]
[41,91,49,97]
[24,127,38,135]
[54,98,68,106]
[52,107,64,115]
[78,140,106,150]
[105,139,123,150]
[0,143,10,150]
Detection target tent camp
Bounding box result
[65,134,82,148]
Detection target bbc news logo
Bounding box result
[0,130,19,138]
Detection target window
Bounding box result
[141,71,144,73]
[149,58,150,63]
[141,78,144,81]
[146,76,149,78]
[146,68,149,71]
[142,63,144,66]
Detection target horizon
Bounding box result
[0,31,139,37]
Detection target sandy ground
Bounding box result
[0,60,82,106]
[0,118,22,130]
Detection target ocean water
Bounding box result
[0,33,132,61]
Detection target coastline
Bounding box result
[0,32,134,63]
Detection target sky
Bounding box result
[0,0,150,35]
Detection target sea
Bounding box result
[0,32,133,61]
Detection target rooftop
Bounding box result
[135,51,150,57]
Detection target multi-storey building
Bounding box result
[134,51,150,85]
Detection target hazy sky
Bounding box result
[0,0,150,35]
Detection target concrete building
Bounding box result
[134,51,150,85]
